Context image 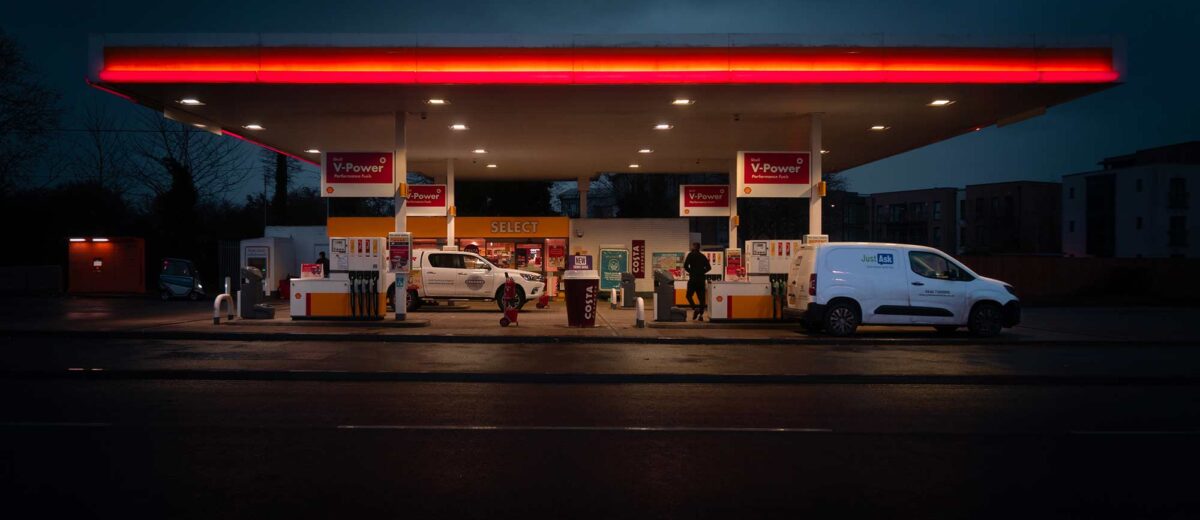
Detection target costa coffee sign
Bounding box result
[631,240,646,279]
[679,185,731,217]
[321,152,394,198]
[407,184,447,216]
[736,151,812,198]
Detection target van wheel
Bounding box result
[495,287,526,312]
[968,302,1003,337]
[823,301,860,336]
[187,291,201,301]
[934,326,959,334]
[159,289,172,301]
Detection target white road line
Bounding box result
[337,425,832,433]
[1069,430,1200,436]
[0,422,112,428]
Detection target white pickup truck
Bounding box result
[395,250,545,311]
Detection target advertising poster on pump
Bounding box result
[407,184,448,216]
[735,151,812,198]
[321,152,394,198]
[679,185,731,216]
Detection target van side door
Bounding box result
[423,253,464,297]
[904,250,971,324]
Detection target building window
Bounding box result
[975,198,985,218]
[959,226,967,246]
[1169,216,1188,247]
[932,226,941,244]
[932,201,942,220]
[1068,187,1075,199]
[990,197,1000,217]
[1004,195,1014,217]
[1168,178,1188,209]
[1068,220,1075,233]
[959,200,967,220]
[911,202,925,221]
[1136,178,1143,192]
[890,204,906,223]
[1136,216,1143,230]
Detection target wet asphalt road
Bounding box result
[2,378,1199,518]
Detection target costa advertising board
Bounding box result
[679,185,731,217]
[320,152,393,198]
[735,151,811,198]
[407,184,447,216]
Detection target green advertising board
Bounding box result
[599,248,629,291]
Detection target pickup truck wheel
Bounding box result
[968,302,1003,337]
[495,286,526,312]
[406,290,421,312]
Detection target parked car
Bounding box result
[389,250,545,312]
[785,242,1019,336]
[159,257,205,301]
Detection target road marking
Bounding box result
[337,425,832,433]
[1069,430,1200,436]
[0,422,112,428]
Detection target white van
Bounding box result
[785,242,1020,336]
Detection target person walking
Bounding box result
[683,242,711,321]
[316,251,330,278]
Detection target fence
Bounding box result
[0,266,63,295]
[957,255,1200,305]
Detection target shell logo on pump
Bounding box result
[744,187,752,194]
[326,187,335,194]
[295,292,302,299]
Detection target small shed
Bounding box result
[67,237,145,294]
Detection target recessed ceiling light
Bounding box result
[672,99,694,105]
[450,124,468,131]
[654,123,673,130]
[870,125,889,131]
[638,148,653,154]
[486,163,498,168]
[178,98,204,106]
[243,124,264,131]
[305,149,321,154]
[473,149,487,154]
[929,99,955,106]
[820,149,830,154]
[192,123,206,128]
[92,237,109,242]
[69,238,86,242]
[629,164,640,168]
[427,99,448,105]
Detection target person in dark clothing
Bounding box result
[682,242,711,321]
[316,252,330,278]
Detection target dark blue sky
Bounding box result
[5,0,1199,195]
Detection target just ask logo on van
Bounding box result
[861,253,895,266]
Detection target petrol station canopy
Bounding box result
[87,34,1122,180]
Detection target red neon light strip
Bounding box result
[223,130,319,165]
[98,69,1120,85]
[85,78,135,100]
[98,46,1118,85]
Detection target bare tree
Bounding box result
[69,100,134,193]
[0,29,61,197]
[130,111,253,200]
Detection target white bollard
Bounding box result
[610,288,618,309]
[635,297,645,328]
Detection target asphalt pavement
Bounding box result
[1,379,1198,518]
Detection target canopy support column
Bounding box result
[577,176,590,219]
[393,112,408,320]
[808,112,823,237]
[446,158,456,249]
[728,162,738,250]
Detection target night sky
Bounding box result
[4,0,1199,197]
